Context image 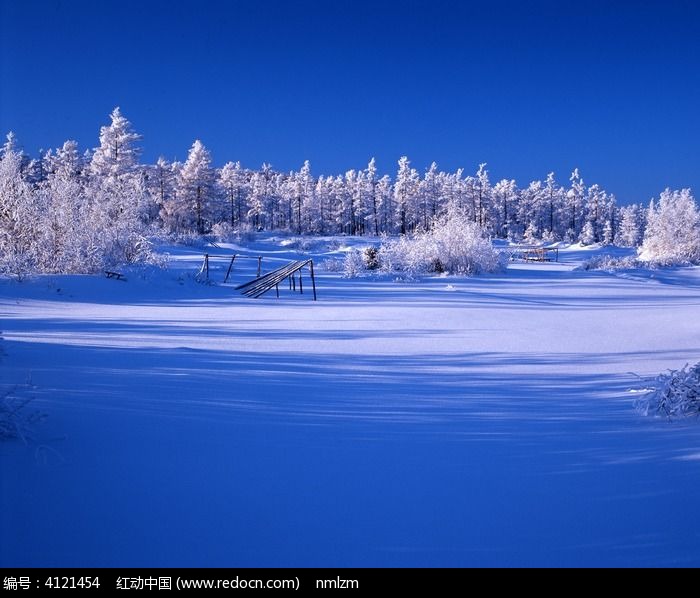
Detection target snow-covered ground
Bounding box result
[2,238,700,567]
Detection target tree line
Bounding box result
[0,107,667,276]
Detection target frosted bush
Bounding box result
[636,363,700,419]
[322,258,344,272]
[211,221,234,242]
[363,246,380,270]
[578,254,643,272]
[638,189,700,266]
[379,211,501,276]
[343,249,367,278]
[210,221,256,245]
[294,237,315,252]
[172,230,211,247]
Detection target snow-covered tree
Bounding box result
[377,175,393,233]
[602,219,614,245]
[219,161,248,227]
[474,163,491,228]
[292,160,313,234]
[543,172,561,237]
[178,140,214,233]
[394,156,419,234]
[248,165,274,230]
[492,179,517,239]
[47,140,83,181]
[0,134,39,278]
[365,158,380,235]
[579,221,596,245]
[567,168,585,238]
[617,204,643,247]
[639,189,700,264]
[523,222,539,244]
[418,162,439,231]
[90,107,141,180]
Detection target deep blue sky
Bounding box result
[1,0,699,202]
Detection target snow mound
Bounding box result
[636,362,700,419]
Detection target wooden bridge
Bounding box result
[236,259,317,300]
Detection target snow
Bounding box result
[2,238,700,567]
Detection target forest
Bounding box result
[0,108,696,277]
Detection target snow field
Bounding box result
[2,239,700,566]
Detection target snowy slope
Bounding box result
[2,239,700,567]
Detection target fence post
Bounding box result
[257,257,262,278]
[224,254,237,283]
[309,260,317,301]
[205,254,209,279]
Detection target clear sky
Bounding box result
[1,0,699,203]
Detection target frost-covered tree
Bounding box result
[523,222,539,244]
[518,181,543,240]
[47,140,84,181]
[418,162,439,231]
[579,221,596,245]
[639,189,700,264]
[474,163,491,228]
[248,165,275,230]
[377,174,393,233]
[566,169,584,238]
[159,160,188,232]
[365,158,380,235]
[492,179,517,239]
[178,140,214,233]
[543,172,561,237]
[291,160,313,234]
[0,134,39,278]
[149,157,176,216]
[394,156,419,234]
[90,107,141,179]
[617,203,643,247]
[219,161,248,227]
[40,178,91,272]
